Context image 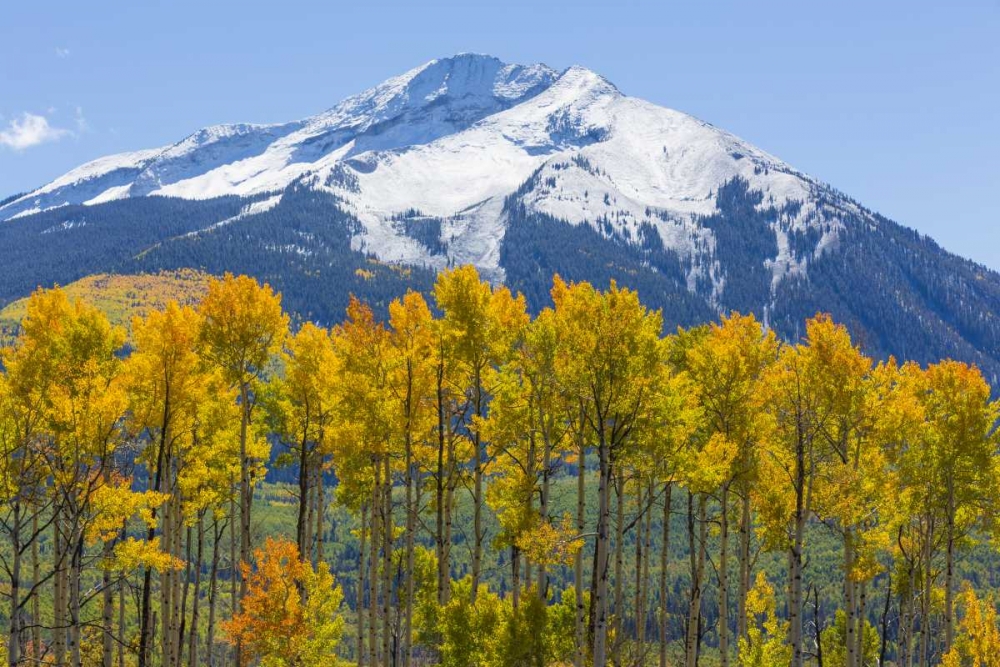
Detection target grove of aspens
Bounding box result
[2,266,999,667]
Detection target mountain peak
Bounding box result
[397,53,558,105]
[558,64,616,89]
[290,54,559,151]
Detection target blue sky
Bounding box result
[2,0,998,266]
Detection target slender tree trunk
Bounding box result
[789,519,805,667]
[512,545,521,610]
[118,554,126,667]
[177,524,192,667]
[636,484,646,654]
[639,481,653,660]
[102,537,115,667]
[444,428,455,604]
[228,485,237,666]
[139,538,155,665]
[659,483,672,667]
[846,531,857,667]
[382,456,392,667]
[140,411,171,667]
[164,499,174,667]
[69,532,83,667]
[316,462,326,564]
[160,500,178,667]
[685,494,706,667]
[879,573,891,667]
[8,500,22,667]
[471,372,483,603]
[736,487,751,661]
[899,584,909,667]
[308,468,318,566]
[234,380,257,667]
[206,515,223,667]
[524,413,537,600]
[574,428,587,667]
[856,580,867,667]
[945,485,955,654]
[612,473,625,667]
[899,551,915,667]
[358,503,367,667]
[189,516,203,667]
[920,518,934,667]
[539,403,552,601]
[719,483,730,667]
[369,473,380,667]
[591,434,612,667]
[297,425,311,557]
[31,513,41,664]
[171,499,185,667]
[897,538,911,667]
[238,384,252,626]
[813,585,823,667]
[161,479,174,667]
[435,362,448,606]
[54,512,67,667]
[788,426,809,667]
[403,392,416,667]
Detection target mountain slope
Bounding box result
[2,53,998,382]
[0,269,212,331]
[0,53,822,282]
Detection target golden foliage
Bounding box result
[942,585,1000,667]
[223,537,344,667]
[0,269,211,336]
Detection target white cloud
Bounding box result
[55,47,71,58]
[74,106,89,132]
[0,113,71,150]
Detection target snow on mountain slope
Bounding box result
[0,55,554,216]
[5,146,167,218]
[1,53,853,295]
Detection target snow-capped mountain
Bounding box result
[3,54,1000,381]
[2,54,835,288]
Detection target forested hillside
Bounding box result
[0,187,437,324]
[4,175,1000,388]
[1,268,998,667]
[0,270,211,333]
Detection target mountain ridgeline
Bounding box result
[1,53,998,379]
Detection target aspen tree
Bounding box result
[36,292,128,667]
[223,538,344,667]
[756,315,847,667]
[647,340,702,667]
[267,322,338,561]
[198,274,287,666]
[680,313,777,666]
[387,291,437,667]
[126,302,206,667]
[942,585,1000,667]
[921,361,999,655]
[482,307,573,613]
[433,266,527,603]
[803,317,879,667]
[331,297,395,666]
[0,319,60,667]
[550,277,663,666]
